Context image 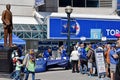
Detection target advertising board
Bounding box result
[95,49,106,78]
[48,14,120,40]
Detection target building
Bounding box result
[38,0,117,15]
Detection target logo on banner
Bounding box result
[75,21,80,35]
[61,19,80,35]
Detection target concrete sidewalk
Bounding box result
[0,68,111,80]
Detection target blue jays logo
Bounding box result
[61,19,80,35]
[75,21,80,35]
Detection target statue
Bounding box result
[1,4,13,47]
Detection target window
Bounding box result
[59,0,112,8]
[86,0,99,7]
[73,0,85,7]
[59,0,71,7]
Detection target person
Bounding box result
[109,44,118,80]
[43,48,52,60]
[104,44,111,77]
[70,47,80,73]
[14,57,23,80]
[23,49,36,80]
[79,43,88,74]
[60,45,68,59]
[1,4,13,47]
[86,44,95,76]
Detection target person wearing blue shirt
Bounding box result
[60,45,68,60]
[43,48,52,60]
[109,44,118,80]
[79,43,88,74]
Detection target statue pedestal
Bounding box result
[0,47,13,73]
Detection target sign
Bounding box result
[91,29,101,39]
[95,49,106,78]
[49,17,120,40]
[35,0,44,6]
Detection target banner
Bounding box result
[35,0,44,6]
[61,19,76,34]
[49,17,120,40]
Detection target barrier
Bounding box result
[35,58,47,73]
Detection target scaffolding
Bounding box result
[0,23,47,40]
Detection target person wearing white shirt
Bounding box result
[70,47,80,73]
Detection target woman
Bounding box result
[70,47,80,73]
[23,49,36,80]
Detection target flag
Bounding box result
[61,19,77,34]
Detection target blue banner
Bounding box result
[49,18,120,40]
[117,0,120,10]
[61,19,76,34]
[35,0,44,6]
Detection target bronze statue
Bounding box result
[1,4,13,47]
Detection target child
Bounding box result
[14,57,23,80]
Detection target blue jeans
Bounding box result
[25,69,35,80]
[14,70,20,80]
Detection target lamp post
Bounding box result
[65,6,73,55]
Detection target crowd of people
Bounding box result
[9,38,120,80]
[70,38,120,80]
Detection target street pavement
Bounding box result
[0,68,110,80]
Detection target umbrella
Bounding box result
[114,33,120,38]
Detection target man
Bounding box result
[109,44,118,80]
[79,43,88,74]
[43,48,52,60]
[104,44,111,77]
[87,44,95,76]
[1,4,13,47]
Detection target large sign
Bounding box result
[48,17,120,40]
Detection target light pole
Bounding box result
[65,6,73,56]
